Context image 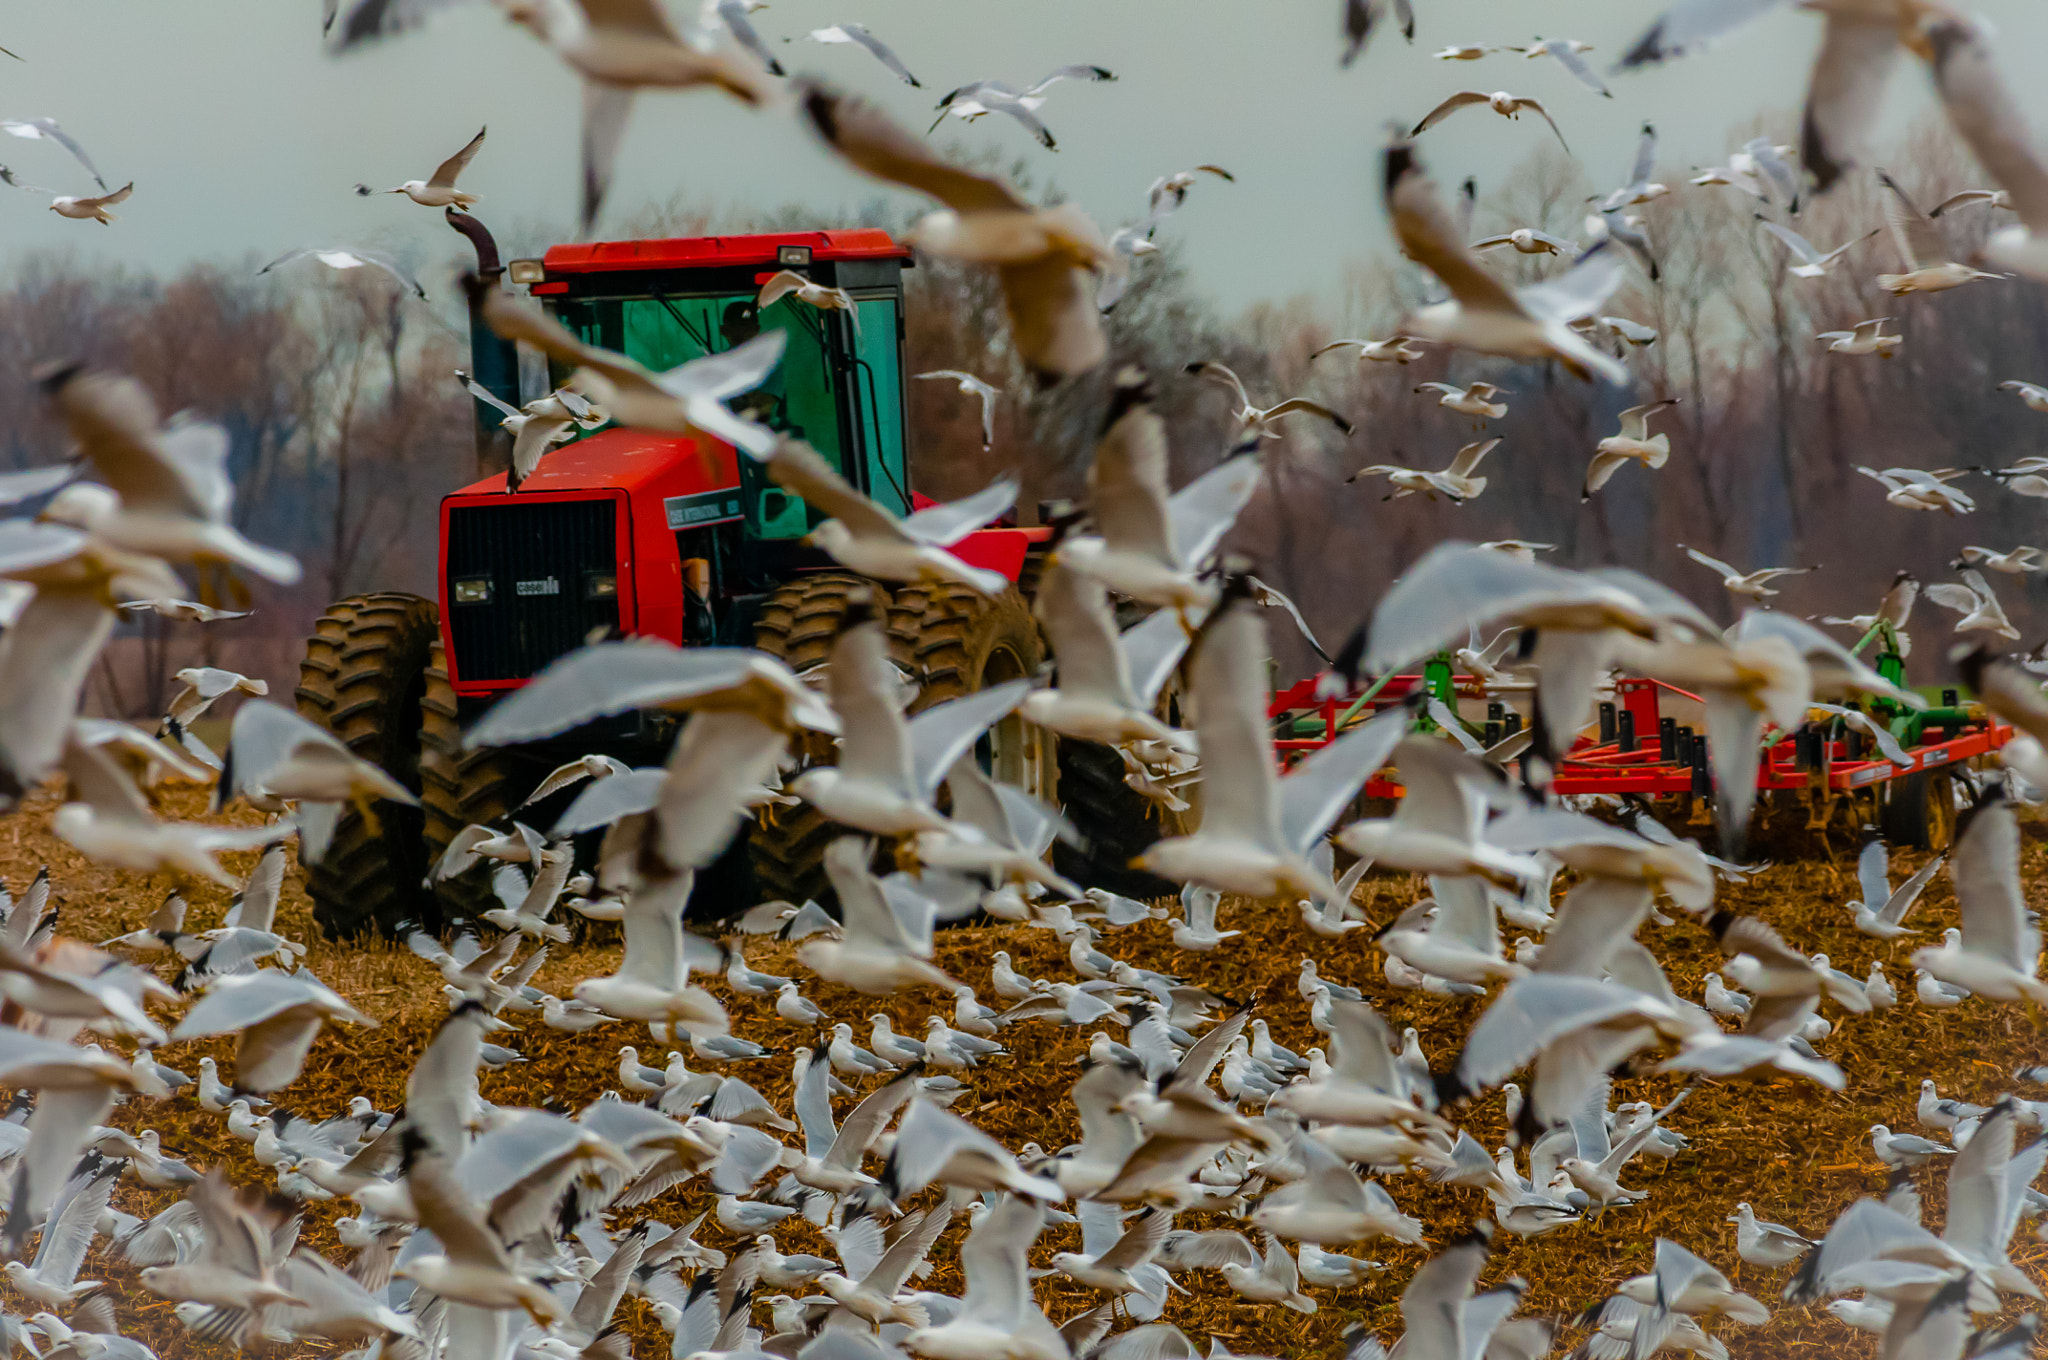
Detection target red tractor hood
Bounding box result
[451,426,733,497]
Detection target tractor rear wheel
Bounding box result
[748,572,874,905]
[420,639,522,932]
[293,592,437,940]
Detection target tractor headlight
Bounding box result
[507,259,546,286]
[777,245,813,266]
[452,577,492,605]
[585,572,618,600]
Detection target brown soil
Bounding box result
[3,782,2044,1359]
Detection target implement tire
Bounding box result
[293,592,437,940]
[420,640,522,932]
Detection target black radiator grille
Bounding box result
[445,498,620,683]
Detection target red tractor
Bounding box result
[293,219,1166,938]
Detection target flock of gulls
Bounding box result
[3,1,2048,1360]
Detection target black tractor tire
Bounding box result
[293,592,438,940]
[747,572,876,905]
[1881,767,1957,852]
[420,639,523,931]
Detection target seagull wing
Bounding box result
[1802,16,1902,193]
[956,1197,1039,1327]
[1024,64,1116,95]
[842,25,921,87]
[1517,240,1625,322]
[825,1068,920,1170]
[716,0,783,76]
[1537,44,1610,96]
[824,838,918,955]
[1385,144,1524,317]
[1184,596,1283,849]
[898,475,1018,546]
[1185,361,1252,413]
[1510,96,1571,150]
[457,372,523,421]
[1620,0,1793,67]
[907,680,1029,801]
[801,84,1028,215]
[1880,854,1944,927]
[1398,1235,1488,1360]
[428,126,486,188]
[1,119,106,190]
[1925,19,2048,235]
[1682,545,1739,579]
[1166,440,1262,570]
[1445,438,1500,478]
[1411,92,1492,135]
[1036,564,1138,706]
[1757,219,1823,266]
[1951,797,2035,970]
[1877,170,1945,270]
[1277,707,1407,857]
[1264,398,1354,435]
[763,439,903,541]
[1089,372,1176,565]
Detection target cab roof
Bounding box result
[541,229,910,275]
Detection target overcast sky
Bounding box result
[4,1,2047,315]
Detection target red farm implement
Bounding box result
[1269,627,2012,851]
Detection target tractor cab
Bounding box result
[532,229,914,539]
[438,230,933,698]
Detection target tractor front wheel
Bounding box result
[293,592,438,940]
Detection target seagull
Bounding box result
[806,25,920,87]
[1819,317,1902,356]
[914,370,998,448]
[1871,1123,1955,1168]
[1584,399,1680,498]
[1056,368,1261,608]
[259,247,426,298]
[1925,569,2019,639]
[928,65,1116,148]
[1312,336,1430,365]
[1513,38,1609,95]
[1384,141,1625,383]
[1415,381,1508,421]
[1218,1233,1316,1313]
[1349,437,1500,503]
[802,83,1109,381]
[40,365,302,584]
[1858,464,1974,514]
[906,1198,1064,1360]
[800,839,958,994]
[1875,168,2005,294]
[1601,123,1668,212]
[1147,164,1233,215]
[789,599,1024,834]
[465,273,786,457]
[1998,380,2048,412]
[1914,788,2048,1004]
[756,269,859,329]
[1679,545,1815,599]
[454,370,602,491]
[1435,43,1495,61]
[355,126,485,207]
[221,699,417,862]
[44,183,133,224]
[1757,219,1877,278]
[170,969,376,1093]
[1412,92,1570,150]
[1847,834,1944,938]
[1471,227,1579,257]
[1184,361,1353,439]
[3,1156,121,1308]
[1958,545,2044,574]
[1136,585,1398,901]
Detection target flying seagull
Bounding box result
[259,247,426,299]
[355,125,485,207]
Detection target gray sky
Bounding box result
[4,1,2047,315]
